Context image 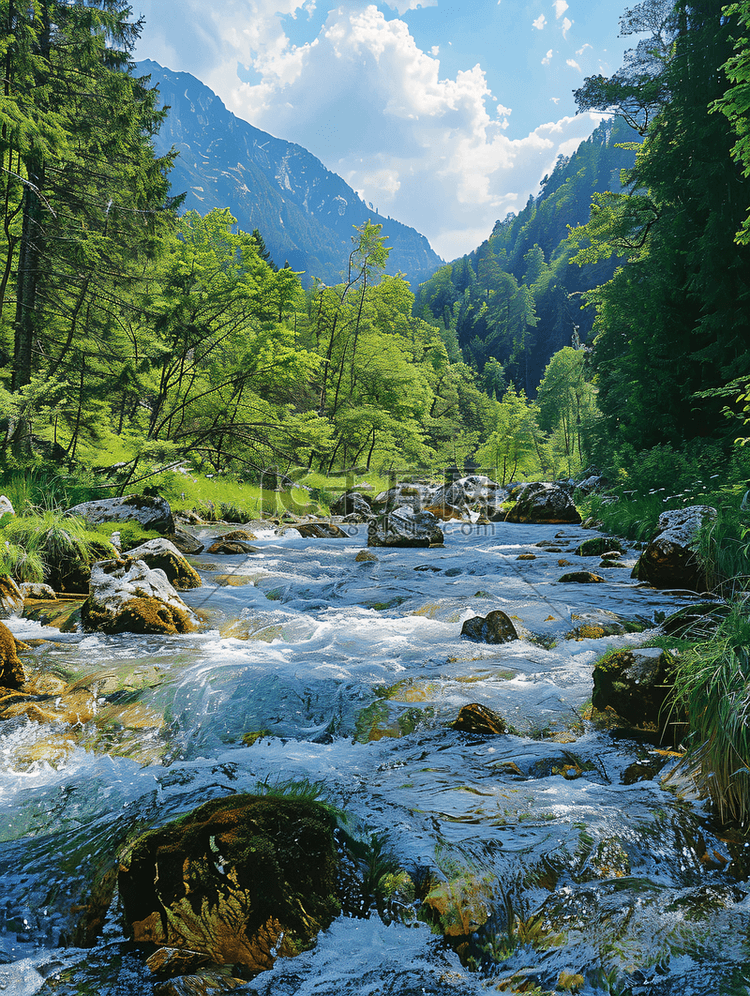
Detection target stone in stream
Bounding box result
[632,505,717,591]
[81,558,198,634]
[367,507,444,548]
[498,482,582,524]
[575,536,625,557]
[450,702,507,735]
[67,493,175,534]
[557,571,606,584]
[122,538,202,590]
[460,609,519,644]
[0,575,24,617]
[291,521,348,539]
[592,647,685,742]
[207,539,257,555]
[0,619,28,688]
[118,794,341,977]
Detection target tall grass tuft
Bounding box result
[0,542,44,583]
[671,604,750,825]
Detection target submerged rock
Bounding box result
[207,539,257,555]
[118,794,341,976]
[367,507,444,548]
[67,494,174,534]
[450,703,507,735]
[460,610,519,644]
[632,505,716,591]
[81,558,198,634]
[501,482,582,524]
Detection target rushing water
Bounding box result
[1,520,749,995]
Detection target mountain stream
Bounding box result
[1,520,749,995]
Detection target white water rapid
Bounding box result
[1,520,748,995]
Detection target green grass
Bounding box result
[670,604,750,825]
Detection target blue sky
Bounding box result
[133,0,634,260]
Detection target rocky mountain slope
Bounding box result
[137,60,443,287]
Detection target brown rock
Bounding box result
[0,575,24,617]
[450,703,507,735]
[0,619,26,688]
[294,522,347,539]
[207,540,257,555]
[557,571,606,584]
[118,794,340,975]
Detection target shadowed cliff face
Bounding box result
[138,60,443,287]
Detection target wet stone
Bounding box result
[460,609,519,644]
[450,703,507,735]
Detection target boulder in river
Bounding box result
[460,610,519,644]
[122,538,202,590]
[632,505,716,591]
[118,793,340,976]
[592,647,683,742]
[501,482,582,524]
[450,703,507,735]
[330,491,372,519]
[67,494,174,534]
[81,558,198,634]
[292,521,348,539]
[367,507,444,548]
[0,575,24,617]
[0,619,27,688]
[557,571,606,584]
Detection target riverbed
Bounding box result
[1,519,748,995]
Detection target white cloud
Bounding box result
[533,13,547,29]
[553,0,568,17]
[566,58,582,72]
[542,48,553,65]
[135,1,607,259]
[576,42,592,56]
[384,0,438,12]
[562,16,573,38]
[550,96,560,103]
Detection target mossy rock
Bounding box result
[450,702,506,735]
[118,794,341,975]
[557,571,606,584]
[575,537,625,557]
[0,619,27,688]
[81,597,196,635]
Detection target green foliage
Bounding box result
[1,512,114,581]
[0,542,44,583]
[671,604,750,824]
[570,0,750,453]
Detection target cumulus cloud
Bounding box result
[542,48,553,65]
[553,0,568,17]
[533,13,547,29]
[566,58,582,72]
[135,0,607,259]
[562,17,573,38]
[576,42,592,56]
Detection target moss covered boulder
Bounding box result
[502,482,581,524]
[592,647,682,742]
[81,558,198,634]
[118,794,341,976]
[123,538,202,590]
[0,619,27,688]
[68,494,174,534]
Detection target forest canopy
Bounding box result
[1,0,749,489]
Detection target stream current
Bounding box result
[1,520,749,995]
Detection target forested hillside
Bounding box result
[138,61,443,288]
[415,117,641,396]
[1,0,749,493]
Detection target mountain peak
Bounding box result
[136,60,443,286]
